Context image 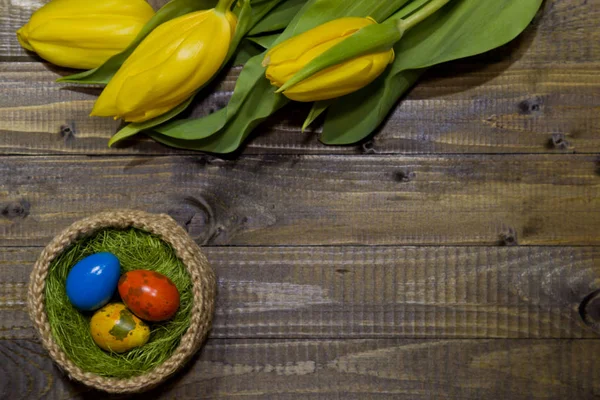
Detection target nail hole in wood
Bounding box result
[60,123,76,140]
[394,171,416,183]
[499,229,518,246]
[548,133,570,150]
[518,98,542,115]
[362,140,377,154]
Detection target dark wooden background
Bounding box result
[2,0,600,398]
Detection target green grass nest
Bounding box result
[45,228,193,379]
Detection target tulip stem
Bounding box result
[215,0,236,13]
[400,0,452,31]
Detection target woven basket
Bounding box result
[28,210,216,393]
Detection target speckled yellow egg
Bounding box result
[90,303,150,353]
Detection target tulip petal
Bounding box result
[16,26,34,51]
[23,16,150,69]
[31,40,120,70]
[283,49,394,102]
[266,36,346,86]
[16,0,154,69]
[122,13,229,117]
[93,9,235,123]
[265,17,374,67]
[26,17,147,50]
[121,12,206,69]
[29,0,154,22]
[263,15,396,103]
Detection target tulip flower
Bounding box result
[263,17,396,102]
[91,3,237,123]
[16,0,155,70]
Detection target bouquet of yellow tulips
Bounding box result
[18,0,543,153]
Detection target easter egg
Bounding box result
[118,270,180,322]
[66,252,120,311]
[90,303,150,353]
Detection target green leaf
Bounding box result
[302,100,331,132]
[150,76,288,153]
[232,34,279,65]
[225,0,288,61]
[393,0,434,19]
[248,0,308,35]
[394,0,544,71]
[155,0,415,152]
[232,39,264,66]
[58,0,217,85]
[321,0,544,145]
[248,33,280,49]
[319,69,423,144]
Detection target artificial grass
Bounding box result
[44,228,193,379]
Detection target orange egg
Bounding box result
[118,270,180,321]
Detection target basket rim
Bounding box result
[27,210,216,394]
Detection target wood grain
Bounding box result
[3,246,600,340]
[0,0,599,155]
[2,1,600,397]
[2,338,600,399]
[1,155,599,246]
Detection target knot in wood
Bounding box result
[1,199,31,220]
[579,290,600,332]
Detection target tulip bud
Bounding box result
[91,9,237,123]
[16,0,155,70]
[263,17,395,102]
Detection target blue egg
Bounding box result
[66,252,121,311]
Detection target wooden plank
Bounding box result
[0,62,248,155]
[0,0,599,155]
[1,63,598,155]
[1,155,600,246]
[2,338,600,399]
[0,63,346,155]
[3,0,598,64]
[3,246,600,339]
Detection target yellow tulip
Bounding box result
[91,9,237,123]
[16,0,155,70]
[263,17,395,102]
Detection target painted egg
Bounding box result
[118,270,180,322]
[66,252,120,311]
[90,303,150,353]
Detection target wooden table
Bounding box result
[2,0,600,398]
